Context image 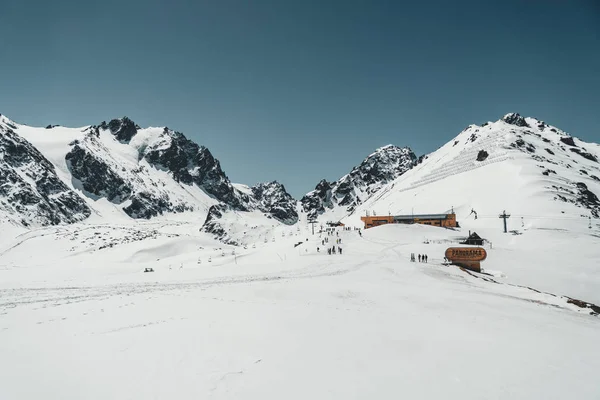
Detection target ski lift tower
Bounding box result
[499,210,511,233]
[308,219,318,235]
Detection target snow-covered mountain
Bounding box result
[0,115,91,226]
[0,114,295,230]
[334,112,600,223]
[305,112,600,304]
[2,111,599,240]
[301,145,417,220]
[248,181,298,224]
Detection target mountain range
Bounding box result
[1,112,599,241]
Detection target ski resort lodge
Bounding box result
[360,213,458,229]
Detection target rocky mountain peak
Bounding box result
[251,181,298,224]
[100,117,140,143]
[314,179,332,192]
[142,129,249,211]
[301,145,417,219]
[502,112,529,127]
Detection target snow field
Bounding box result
[1,222,599,399]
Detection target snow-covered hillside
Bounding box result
[0,221,599,399]
[311,113,600,225]
[312,113,600,303]
[0,115,297,231]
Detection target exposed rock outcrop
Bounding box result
[301,145,417,218]
[251,181,298,224]
[0,124,91,225]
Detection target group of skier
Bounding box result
[315,225,365,255]
[410,253,428,263]
[326,246,342,255]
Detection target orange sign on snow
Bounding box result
[445,247,487,262]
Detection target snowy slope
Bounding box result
[1,221,599,400]
[320,113,600,303]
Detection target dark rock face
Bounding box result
[476,150,489,162]
[0,126,91,225]
[200,204,238,245]
[144,130,249,210]
[575,182,600,218]
[512,138,536,153]
[301,179,333,220]
[350,146,417,188]
[502,113,529,127]
[251,181,298,224]
[123,191,192,219]
[301,145,417,218]
[560,137,576,147]
[106,117,139,143]
[64,131,199,220]
[570,148,598,163]
[65,145,132,202]
[300,145,418,218]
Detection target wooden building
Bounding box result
[360,213,458,229]
[461,231,484,245]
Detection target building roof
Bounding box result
[393,214,450,220]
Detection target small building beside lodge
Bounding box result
[461,231,484,246]
[360,213,458,230]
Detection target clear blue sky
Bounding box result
[1,0,599,198]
